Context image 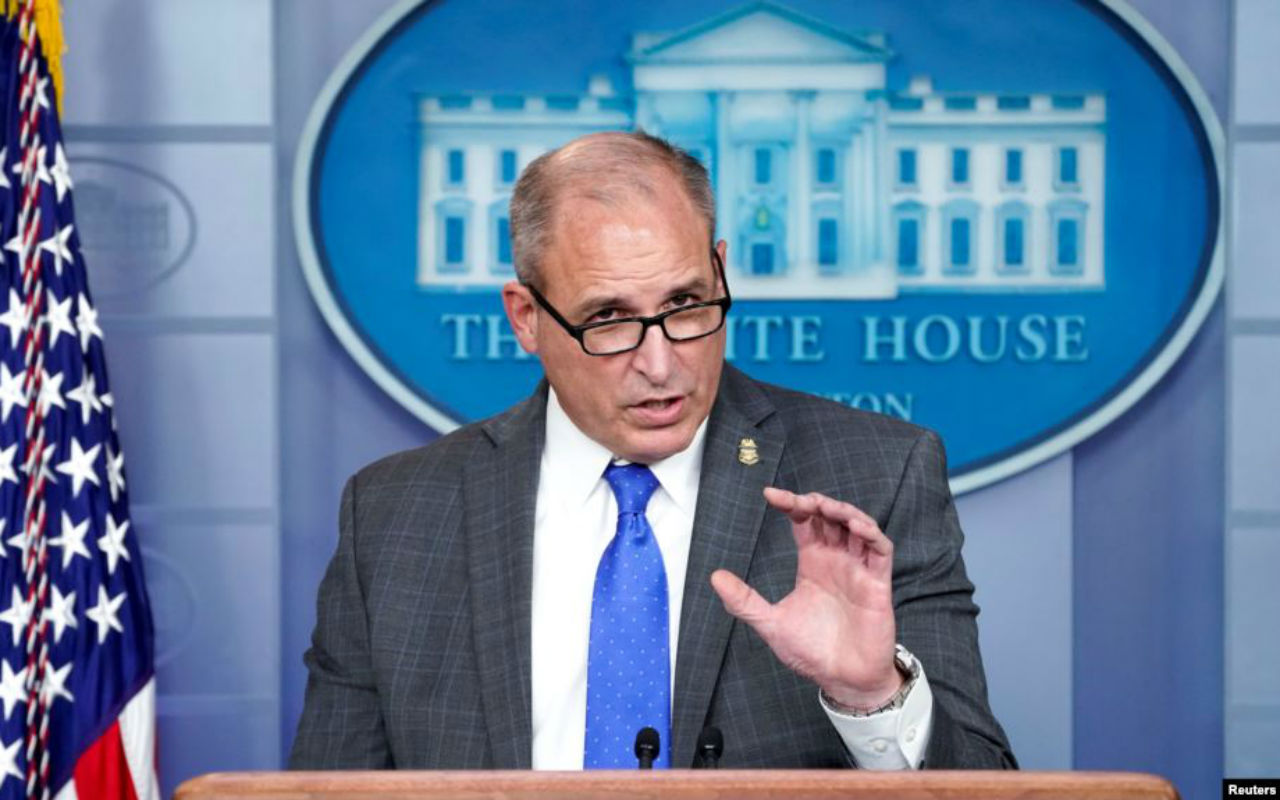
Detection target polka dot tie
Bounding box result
[583,463,671,769]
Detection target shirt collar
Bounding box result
[648,412,707,516]
[543,387,615,507]
[544,387,708,514]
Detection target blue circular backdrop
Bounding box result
[298,0,1220,490]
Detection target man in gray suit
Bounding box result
[292,131,1014,771]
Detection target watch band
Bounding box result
[822,644,920,718]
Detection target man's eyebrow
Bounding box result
[569,271,716,317]
[668,275,714,296]
[568,293,629,319]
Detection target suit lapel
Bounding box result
[463,386,547,769]
[671,367,783,766]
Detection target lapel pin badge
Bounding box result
[738,437,760,466]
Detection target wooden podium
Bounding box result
[175,770,1179,800]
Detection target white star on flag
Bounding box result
[49,142,72,201]
[99,514,132,575]
[103,390,119,432]
[4,528,30,564]
[44,288,76,346]
[50,511,92,569]
[75,293,103,352]
[0,363,26,423]
[42,585,78,645]
[0,147,9,191]
[0,587,31,646]
[0,736,21,785]
[56,438,101,497]
[86,586,127,644]
[66,372,104,426]
[105,443,126,502]
[36,366,66,416]
[2,230,27,267]
[0,443,16,486]
[31,75,51,113]
[39,660,74,706]
[15,142,50,194]
[0,288,24,344]
[16,141,50,187]
[18,442,57,491]
[39,223,74,277]
[0,660,26,720]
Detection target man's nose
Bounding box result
[631,322,674,383]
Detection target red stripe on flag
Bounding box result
[70,721,141,800]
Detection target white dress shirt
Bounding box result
[530,388,933,770]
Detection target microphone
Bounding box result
[633,727,660,769]
[695,726,724,769]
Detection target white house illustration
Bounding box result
[416,2,1106,298]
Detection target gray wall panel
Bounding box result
[157,699,280,797]
[70,142,276,318]
[1231,144,1280,322]
[102,331,278,508]
[1233,0,1280,126]
[1227,0,1280,782]
[62,0,273,127]
[144,523,280,697]
[1230,336,1280,512]
[1226,706,1280,777]
[1073,303,1226,800]
[1227,527,1280,706]
[957,454,1073,770]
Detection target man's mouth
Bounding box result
[628,395,686,425]
[638,398,678,410]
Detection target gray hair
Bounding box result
[508,130,716,285]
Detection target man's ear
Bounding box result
[502,281,540,354]
[715,238,729,292]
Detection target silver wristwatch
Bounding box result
[823,644,921,718]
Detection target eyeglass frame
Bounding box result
[521,248,733,356]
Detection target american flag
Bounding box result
[0,2,158,799]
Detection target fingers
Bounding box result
[763,487,893,558]
[710,569,776,631]
[816,495,892,558]
[762,487,819,547]
[762,486,813,522]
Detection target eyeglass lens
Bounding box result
[581,304,724,354]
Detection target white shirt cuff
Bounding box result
[818,661,934,770]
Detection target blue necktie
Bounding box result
[584,463,671,769]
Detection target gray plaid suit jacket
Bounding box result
[290,364,1015,770]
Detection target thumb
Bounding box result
[710,569,776,632]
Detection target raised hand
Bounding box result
[710,487,902,710]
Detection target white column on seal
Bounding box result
[792,90,815,279]
[846,128,861,272]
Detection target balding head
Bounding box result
[508,131,716,285]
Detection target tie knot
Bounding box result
[603,462,660,515]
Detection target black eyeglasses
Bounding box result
[523,249,733,356]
